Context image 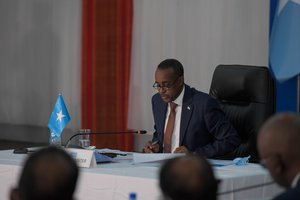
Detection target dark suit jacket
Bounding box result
[273,179,300,200]
[152,84,240,158]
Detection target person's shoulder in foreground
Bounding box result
[159,154,219,200]
[273,187,300,200]
[257,112,300,200]
[10,146,79,200]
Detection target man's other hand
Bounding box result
[174,146,189,153]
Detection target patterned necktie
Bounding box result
[163,102,177,153]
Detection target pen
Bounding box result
[145,140,159,152]
[148,140,159,150]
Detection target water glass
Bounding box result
[78,129,91,148]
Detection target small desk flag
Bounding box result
[269,0,300,82]
[48,94,71,138]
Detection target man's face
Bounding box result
[154,68,183,103]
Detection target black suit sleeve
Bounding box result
[195,98,241,157]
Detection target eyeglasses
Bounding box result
[153,76,181,91]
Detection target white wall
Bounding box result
[128,0,269,133]
[0,0,82,132]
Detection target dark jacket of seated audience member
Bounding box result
[10,146,79,200]
[257,113,300,200]
[159,154,218,200]
[273,181,300,200]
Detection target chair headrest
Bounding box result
[210,65,273,103]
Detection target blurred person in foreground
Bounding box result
[258,113,300,200]
[159,154,218,200]
[10,146,79,200]
[143,58,240,157]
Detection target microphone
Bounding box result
[13,148,37,154]
[65,130,147,148]
[217,181,275,195]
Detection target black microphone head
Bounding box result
[13,148,29,154]
[138,130,147,134]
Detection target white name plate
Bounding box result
[67,148,96,168]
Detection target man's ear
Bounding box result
[10,188,20,200]
[273,155,284,174]
[179,76,184,84]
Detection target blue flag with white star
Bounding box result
[269,0,300,82]
[48,94,71,138]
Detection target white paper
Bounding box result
[133,153,185,164]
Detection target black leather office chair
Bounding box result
[209,65,275,162]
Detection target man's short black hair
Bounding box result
[16,146,79,200]
[159,155,218,200]
[157,59,184,76]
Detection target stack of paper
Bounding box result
[133,153,185,165]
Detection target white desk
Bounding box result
[0,150,283,200]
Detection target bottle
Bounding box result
[129,192,137,200]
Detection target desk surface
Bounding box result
[0,149,283,200]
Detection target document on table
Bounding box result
[133,153,184,164]
[207,159,234,167]
[96,148,128,156]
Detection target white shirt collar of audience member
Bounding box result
[291,171,300,188]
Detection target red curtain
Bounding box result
[81,0,133,151]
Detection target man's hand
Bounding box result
[174,146,189,153]
[143,141,160,153]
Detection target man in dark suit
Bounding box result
[258,113,300,200]
[143,59,240,157]
[159,154,218,200]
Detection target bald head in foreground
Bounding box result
[10,146,79,200]
[258,113,300,200]
[159,155,218,200]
